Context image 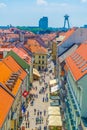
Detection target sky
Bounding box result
[0,0,87,27]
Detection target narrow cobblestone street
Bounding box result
[21,60,55,130]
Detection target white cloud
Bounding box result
[81,0,87,2]
[37,0,48,6]
[59,3,68,7]
[49,2,68,7]
[0,3,7,8]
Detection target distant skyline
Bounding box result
[0,0,87,27]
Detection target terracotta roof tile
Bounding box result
[24,44,47,54]
[58,28,76,47]
[41,33,57,42]
[0,86,14,128]
[27,39,39,46]
[0,62,22,96]
[12,47,31,64]
[24,39,47,54]
[3,56,27,80]
[66,44,87,81]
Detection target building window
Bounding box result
[42,66,44,70]
[42,56,44,58]
[39,56,41,58]
[42,61,44,64]
[39,61,40,64]
[38,66,41,70]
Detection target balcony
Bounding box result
[75,111,80,117]
[68,106,72,113]
[71,119,76,126]
[72,126,77,130]
[69,113,73,120]
[71,119,74,126]
[81,117,87,129]
[67,76,81,114]
[73,104,77,110]
[65,99,70,108]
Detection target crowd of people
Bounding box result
[21,60,55,130]
[21,72,49,130]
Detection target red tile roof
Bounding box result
[41,33,57,43]
[12,47,31,64]
[3,56,27,80]
[0,61,22,96]
[0,86,14,128]
[58,28,76,47]
[24,39,47,54]
[66,44,87,81]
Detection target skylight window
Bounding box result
[71,53,77,58]
[81,66,87,72]
[77,58,83,63]
[72,54,80,60]
[78,61,87,69]
[74,56,82,62]
[76,58,84,65]
[71,53,78,58]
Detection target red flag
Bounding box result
[22,90,29,98]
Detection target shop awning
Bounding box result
[48,116,62,126]
[49,79,58,86]
[33,68,40,77]
[50,85,60,93]
[48,106,60,112]
[48,106,60,115]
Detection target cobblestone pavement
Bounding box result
[21,60,55,130]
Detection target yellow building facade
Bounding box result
[33,53,47,71]
[52,40,57,61]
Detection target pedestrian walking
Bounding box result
[28,121,30,128]
[37,110,39,116]
[42,97,44,102]
[44,126,45,130]
[40,111,42,116]
[27,111,29,119]
[44,126,47,130]
[47,97,48,102]
[24,114,26,121]
[44,110,46,116]
[26,122,27,128]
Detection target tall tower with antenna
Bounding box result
[64,14,70,29]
